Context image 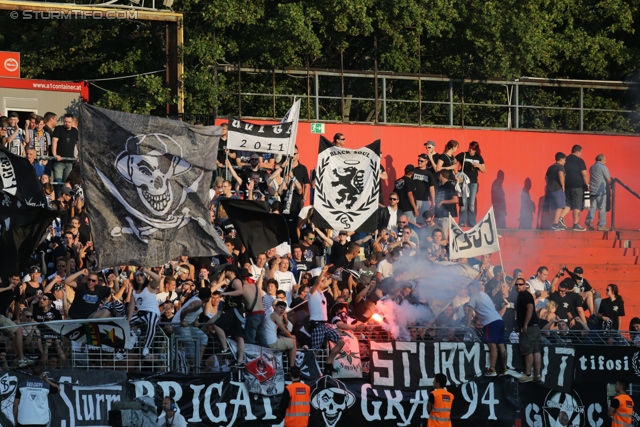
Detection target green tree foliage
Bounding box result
[0,0,638,130]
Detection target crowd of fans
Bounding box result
[0,114,632,375]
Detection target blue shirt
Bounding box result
[589,161,610,194]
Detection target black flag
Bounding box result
[219,199,289,260]
[78,104,229,267]
[0,147,57,277]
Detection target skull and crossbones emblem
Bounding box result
[115,134,191,217]
[96,133,205,243]
[310,376,355,427]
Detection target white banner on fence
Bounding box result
[448,206,500,259]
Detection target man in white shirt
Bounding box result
[527,266,551,309]
[270,258,297,305]
[376,249,400,280]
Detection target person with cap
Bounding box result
[171,286,212,367]
[427,373,454,427]
[212,264,246,366]
[32,292,63,323]
[414,153,437,218]
[455,141,486,227]
[279,365,311,427]
[551,266,595,317]
[240,153,269,196]
[19,265,45,308]
[548,278,588,330]
[609,379,634,427]
[0,277,36,368]
[394,164,419,222]
[423,140,439,174]
[466,280,507,377]
[266,300,297,366]
[309,265,344,375]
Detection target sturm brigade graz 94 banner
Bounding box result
[79,104,229,267]
[313,137,381,232]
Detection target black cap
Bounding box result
[29,265,41,273]
[238,267,252,278]
[574,267,583,274]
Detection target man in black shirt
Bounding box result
[549,279,588,329]
[545,152,567,231]
[65,269,112,319]
[414,154,436,218]
[515,278,541,382]
[561,145,589,231]
[51,114,78,189]
[394,164,419,221]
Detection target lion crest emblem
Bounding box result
[332,165,364,209]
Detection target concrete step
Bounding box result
[501,247,640,258]
[500,237,636,249]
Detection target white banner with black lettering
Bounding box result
[448,206,500,259]
[227,117,295,156]
[313,137,381,232]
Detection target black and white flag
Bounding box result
[227,117,294,157]
[448,206,500,259]
[0,147,57,277]
[79,104,229,267]
[313,137,381,232]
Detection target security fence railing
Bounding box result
[206,66,640,134]
[1,323,636,374]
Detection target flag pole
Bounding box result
[489,206,507,288]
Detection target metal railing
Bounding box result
[213,66,640,133]
[611,178,640,230]
[1,324,636,374]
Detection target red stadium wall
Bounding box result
[219,119,640,230]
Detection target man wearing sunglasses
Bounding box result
[377,192,400,231]
[65,269,112,319]
[414,154,437,219]
[33,293,63,323]
[515,279,542,383]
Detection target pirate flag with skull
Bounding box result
[79,104,229,267]
[313,136,380,233]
